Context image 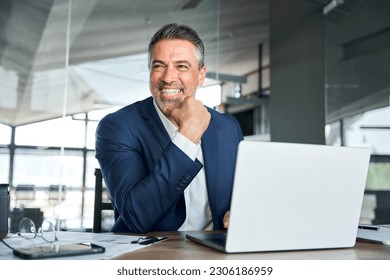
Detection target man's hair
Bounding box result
[148,23,205,69]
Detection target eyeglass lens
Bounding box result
[41,220,56,242]
[19,217,57,242]
[19,217,37,239]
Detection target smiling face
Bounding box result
[149,39,206,115]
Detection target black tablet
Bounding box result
[13,242,105,259]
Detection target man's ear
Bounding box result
[198,66,206,86]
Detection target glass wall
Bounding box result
[0,0,227,231]
[325,0,390,224]
[0,124,11,183]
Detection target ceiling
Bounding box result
[0,0,269,126]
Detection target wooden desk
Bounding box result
[113,231,390,260]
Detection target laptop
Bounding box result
[357,224,390,245]
[186,140,371,253]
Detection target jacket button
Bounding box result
[184,173,191,180]
[180,178,188,184]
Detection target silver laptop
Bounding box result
[186,140,371,253]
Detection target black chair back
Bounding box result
[93,168,112,233]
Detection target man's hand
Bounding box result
[167,96,210,144]
[223,210,230,229]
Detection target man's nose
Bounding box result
[161,65,178,84]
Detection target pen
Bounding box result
[139,237,167,245]
[131,236,167,245]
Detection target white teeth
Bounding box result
[161,89,180,95]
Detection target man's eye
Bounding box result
[177,65,189,70]
[152,64,164,71]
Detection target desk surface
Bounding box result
[113,231,390,260]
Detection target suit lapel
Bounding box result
[138,97,171,149]
[139,98,220,208]
[201,115,219,211]
[140,99,220,221]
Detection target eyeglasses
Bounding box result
[18,217,58,243]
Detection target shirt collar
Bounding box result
[153,99,178,140]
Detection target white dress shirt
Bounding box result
[153,101,213,230]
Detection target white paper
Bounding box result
[0,231,165,260]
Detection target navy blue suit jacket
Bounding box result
[95,97,243,233]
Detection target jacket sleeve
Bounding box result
[95,113,203,233]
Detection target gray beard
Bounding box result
[155,93,184,112]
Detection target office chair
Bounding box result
[93,168,113,233]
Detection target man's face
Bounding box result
[149,39,206,115]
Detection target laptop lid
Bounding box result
[188,141,371,253]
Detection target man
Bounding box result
[95,23,243,233]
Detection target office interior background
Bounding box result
[0,0,389,232]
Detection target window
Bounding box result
[0,148,10,183]
[15,117,85,148]
[0,123,11,145]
